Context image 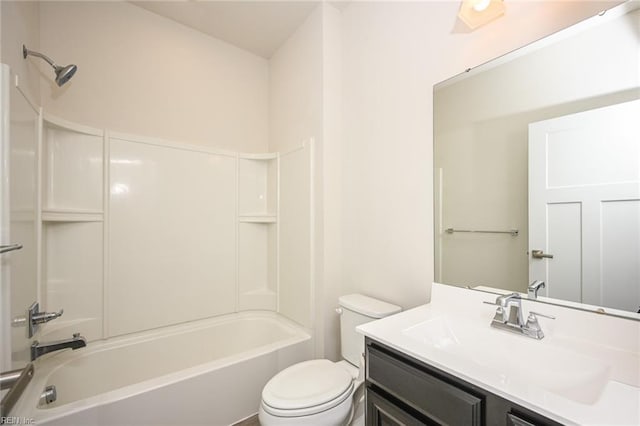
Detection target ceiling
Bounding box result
[131,1,321,59]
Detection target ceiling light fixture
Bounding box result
[458,0,505,29]
[473,0,491,12]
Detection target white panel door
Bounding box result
[529,100,640,312]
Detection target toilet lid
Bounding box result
[262,359,353,411]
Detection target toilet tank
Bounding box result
[338,294,401,366]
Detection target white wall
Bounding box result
[320,4,344,361]
[0,1,40,103]
[269,6,323,153]
[38,1,269,153]
[338,1,619,313]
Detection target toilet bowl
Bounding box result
[259,359,359,425]
[258,294,401,426]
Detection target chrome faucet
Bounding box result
[493,293,525,326]
[528,280,546,299]
[484,293,555,339]
[31,333,87,361]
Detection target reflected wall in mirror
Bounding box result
[434,2,640,316]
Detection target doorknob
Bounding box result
[532,249,553,259]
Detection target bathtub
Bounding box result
[11,312,312,426]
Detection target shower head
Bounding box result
[54,64,78,87]
[23,44,77,87]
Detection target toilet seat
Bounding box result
[261,359,354,417]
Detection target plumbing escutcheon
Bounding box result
[40,385,57,405]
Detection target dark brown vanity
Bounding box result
[365,338,562,426]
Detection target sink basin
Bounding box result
[403,316,612,405]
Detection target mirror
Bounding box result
[434,2,640,317]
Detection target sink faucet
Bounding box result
[528,280,545,299]
[494,293,525,326]
[31,333,87,361]
[485,293,555,339]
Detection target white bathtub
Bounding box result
[12,312,312,426]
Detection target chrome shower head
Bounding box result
[54,64,78,87]
[23,44,77,87]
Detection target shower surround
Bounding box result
[3,91,314,423]
[35,113,313,346]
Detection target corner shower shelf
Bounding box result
[42,208,104,222]
[239,215,277,224]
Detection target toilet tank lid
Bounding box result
[338,294,401,318]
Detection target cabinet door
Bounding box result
[366,388,431,426]
[367,345,482,425]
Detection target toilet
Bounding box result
[259,294,401,426]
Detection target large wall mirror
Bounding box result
[434,2,639,317]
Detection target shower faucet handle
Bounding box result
[26,302,64,338]
[32,308,64,325]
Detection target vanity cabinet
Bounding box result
[365,338,562,426]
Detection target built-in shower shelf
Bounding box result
[42,208,104,222]
[239,215,276,224]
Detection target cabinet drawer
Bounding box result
[366,387,429,426]
[367,345,482,426]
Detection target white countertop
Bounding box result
[357,283,640,426]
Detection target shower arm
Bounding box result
[23,45,59,70]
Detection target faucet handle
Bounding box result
[26,302,65,338]
[33,309,64,324]
[493,293,521,310]
[483,301,508,324]
[528,311,555,320]
[525,311,555,339]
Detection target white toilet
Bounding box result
[259,294,401,426]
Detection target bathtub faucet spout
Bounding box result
[31,333,87,361]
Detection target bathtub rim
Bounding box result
[11,311,311,423]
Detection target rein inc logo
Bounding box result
[0,418,35,425]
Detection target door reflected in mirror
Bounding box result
[433,3,640,316]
